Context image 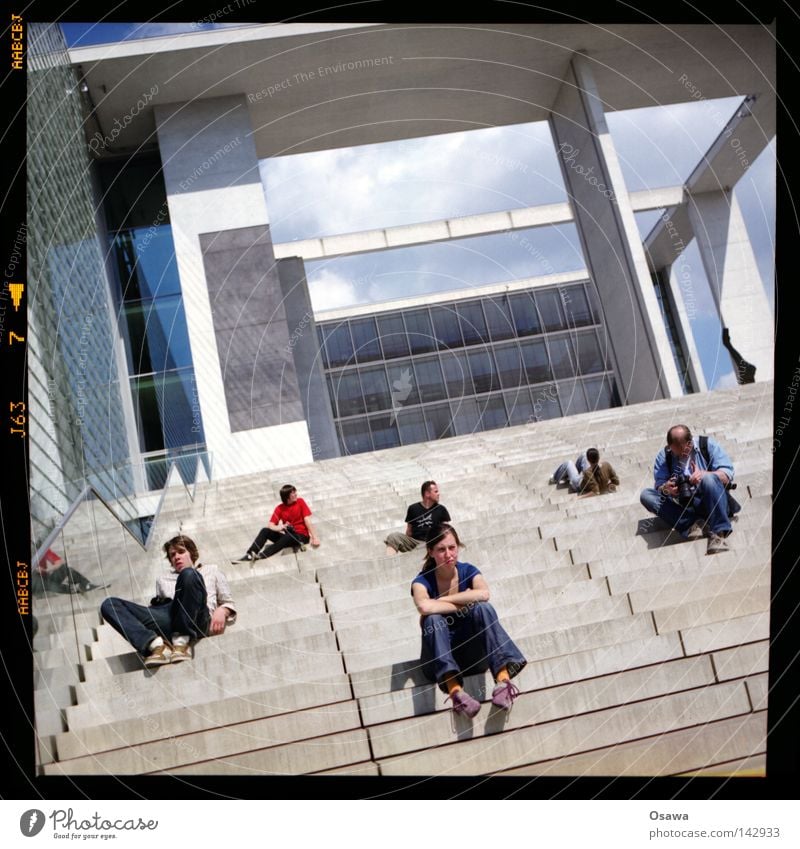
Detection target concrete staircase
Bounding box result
[35,381,773,776]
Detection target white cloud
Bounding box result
[308,269,358,311]
[713,372,740,390]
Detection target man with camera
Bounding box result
[640,425,739,555]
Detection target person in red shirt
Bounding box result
[239,484,320,561]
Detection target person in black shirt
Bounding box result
[384,480,451,555]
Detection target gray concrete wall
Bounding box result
[278,257,341,460]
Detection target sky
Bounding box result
[61,23,776,392]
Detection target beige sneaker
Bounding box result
[687,521,705,541]
[143,643,172,667]
[170,643,191,663]
[706,533,730,555]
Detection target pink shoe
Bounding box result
[447,689,481,718]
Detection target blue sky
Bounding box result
[61,23,775,391]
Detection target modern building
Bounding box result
[27,21,775,536]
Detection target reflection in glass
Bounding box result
[484,295,516,341]
[467,350,498,394]
[519,339,551,384]
[323,323,355,368]
[359,365,392,411]
[548,336,575,379]
[441,350,473,397]
[369,415,400,449]
[414,357,447,402]
[123,296,193,374]
[130,369,204,453]
[573,330,605,374]
[493,344,525,388]
[387,361,421,406]
[430,305,463,350]
[377,313,410,358]
[535,288,567,332]
[508,292,541,336]
[350,317,383,363]
[331,371,365,416]
[404,310,437,354]
[562,285,593,327]
[457,301,489,345]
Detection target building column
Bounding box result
[687,190,773,382]
[549,54,684,401]
[154,95,313,478]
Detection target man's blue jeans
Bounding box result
[100,567,209,655]
[419,602,527,692]
[552,455,587,492]
[640,474,737,538]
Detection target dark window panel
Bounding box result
[350,317,383,363]
[484,295,516,341]
[386,360,421,406]
[414,357,447,402]
[457,301,489,346]
[557,378,590,416]
[508,292,541,336]
[111,227,182,303]
[583,375,618,410]
[493,343,525,389]
[561,284,593,327]
[369,415,401,450]
[535,288,567,331]
[330,370,365,416]
[467,349,498,394]
[322,323,354,368]
[548,336,576,379]
[531,383,561,421]
[404,310,437,354]
[440,350,474,397]
[478,393,508,431]
[123,295,193,375]
[504,388,536,426]
[430,305,463,351]
[450,397,480,436]
[396,408,428,445]
[519,339,551,383]
[425,404,454,440]
[359,365,392,411]
[131,369,203,453]
[376,313,410,359]
[573,329,605,374]
[317,326,329,368]
[340,418,372,455]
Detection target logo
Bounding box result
[390,368,414,421]
[20,810,46,837]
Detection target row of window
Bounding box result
[337,376,619,455]
[317,283,598,368]
[326,329,607,418]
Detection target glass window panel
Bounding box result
[414,357,447,402]
[504,388,536,426]
[535,288,567,331]
[396,408,428,445]
[561,285,593,327]
[425,404,454,440]
[557,378,590,416]
[386,360,421,406]
[404,310,437,354]
[131,369,204,453]
[457,301,489,346]
[340,418,372,455]
[330,371,365,416]
[430,305,463,350]
[484,295,516,341]
[359,365,392,411]
[322,323,354,368]
[369,415,401,450]
[123,295,193,375]
[478,393,508,431]
[519,339,551,384]
[376,313,410,359]
[111,226,183,302]
[573,329,605,374]
[508,292,541,336]
[548,336,576,379]
[467,349,498,394]
[583,375,618,410]
[493,343,525,389]
[440,350,473,397]
[450,397,480,436]
[350,317,383,363]
[317,326,329,368]
[531,383,561,421]
[98,154,169,233]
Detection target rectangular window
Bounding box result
[130,369,203,453]
[425,404,454,440]
[386,360,421,406]
[414,357,447,402]
[519,339,551,383]
[467,349,498,394]
[504,388,536,426]
[547,336,575,379]
[340,418,372,454]
[123,295,193,375]
[493,343,525,388]
[369,415,401,450]
[457,301,489,346]
[322,323,354,368]
[535,288,567,332]
[508,292,541,337]
[404,310,437,354]
[583,375,618,410]
[484,295,516,341]
[430,305,463,351]
[557,378,589,416]
[350,317,383,363]
[376,313,410,359]
[450,397,480,436]
[478,393,508,431]
[562,284,594,327]
[359,365,392,411]
[441,350,474,397]
[396,408,428,445]
[531,383,561,420]
[329,371,365,416]
[573,329,605,374]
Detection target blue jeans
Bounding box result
[419,602,527,692]
[552,455,587,492]
[100,567,209,655]
[640,474,738,538]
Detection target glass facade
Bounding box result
[653,269,694,394]
[318,281,620,455]
[98,155,207,489]
[27,23,138,545]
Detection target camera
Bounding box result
[670,474,695,505]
